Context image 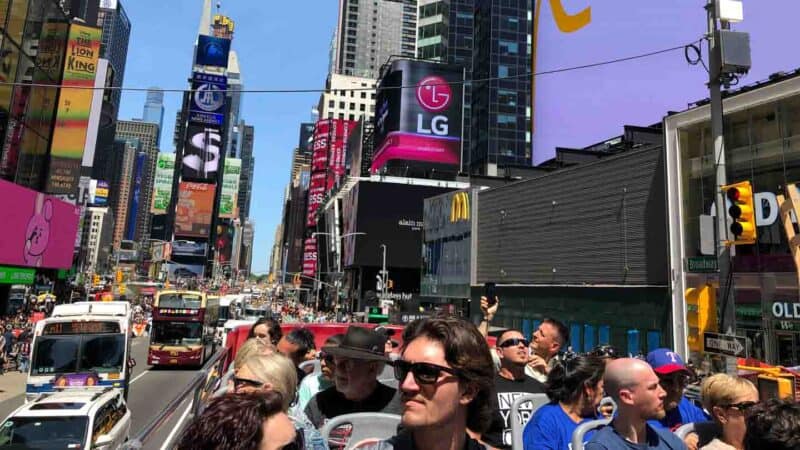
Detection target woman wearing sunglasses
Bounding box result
[232,352,328,450]
[358,315,495,450]
[523,354,605,450]
[176,391,304,450]
[699,373,758,450]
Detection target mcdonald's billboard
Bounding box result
[450,191,470,223]
[422,189,475,299]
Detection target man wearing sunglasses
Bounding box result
[646,348,709,450]
[359,315,495,450]
[304,326,402,429]
[481,330,545,449]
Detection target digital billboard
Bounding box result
[175,182,215,238]
[90,179,109,206]
[370,60,463,173]
[305,171,326,228]
[302,237,317,278]
[45,23,102,195]
[166,262,204,280]
[215,221,235,266]
[196,35,231,68]
[0,179,80,269]
[182,124,221,181]
[151,153,175,214]
[343,181,454,269]
[171,240,207,257]
[219,157,241,218]
[125,152,146,240]
[530,1,800,164]
[327,119,356,189]
[311,119,331,172]
[189,72,226,126]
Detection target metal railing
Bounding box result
[121,347,229,449]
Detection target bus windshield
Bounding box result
[0,416,88,449]
[151,321,203,346]
[31,334,125,375]
[158,293,202,309]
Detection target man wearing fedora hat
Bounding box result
[304,326,403,428]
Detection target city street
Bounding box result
[0,337,200,448]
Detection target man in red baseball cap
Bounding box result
[646,348,710,449]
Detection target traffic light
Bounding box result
[723,181,757,245]
[293,273,301,287]
[92,274,100,286]
[115,270,123,283]
[685,284,717,352]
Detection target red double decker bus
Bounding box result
[148,290,219,367]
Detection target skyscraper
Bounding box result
[470,0,532,174]
[238,123,255,220]
[115,120,159,243]
[333,0,417,79]
[107,139,138,249]
[417,0,474,167]
[142,88,165,143]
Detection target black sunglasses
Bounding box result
[233,377,264,390]
[658,374,691,387]
[498,338,529,348]
[722,401,758,412]
[282,428,305,450]
[318,352,334,364]
[393,360,460,385]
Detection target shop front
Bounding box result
[666,72,800,366]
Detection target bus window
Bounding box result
[522,319,532,341]
[570,324,582,353]
[646,331,661,353]
[627,330,641,357]
[598,325,610,345]
[583,325,596,353]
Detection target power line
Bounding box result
[0,39,701,94]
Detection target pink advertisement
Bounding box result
[305,172,327,228]
[327,119,356,189]
[312,120,330,172]
[0,179,80,269]
[302,237,317,277]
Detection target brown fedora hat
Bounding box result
[322,326,389,361]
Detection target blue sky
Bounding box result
[117,0,337,274]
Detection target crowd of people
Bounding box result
[172,295,800,450]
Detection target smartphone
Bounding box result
[484,282,496,305]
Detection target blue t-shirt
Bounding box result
[647,397,709,431]
[585,423,687,450]
[523,403,596,450]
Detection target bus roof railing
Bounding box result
[120,347,229,450]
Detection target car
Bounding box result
[0,388,131,449]
[173,267,200,278]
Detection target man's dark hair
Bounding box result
[325,333,345,346]
[545,354,604,404]
[248,317,282,345]
[542,318,569,347]
[745,398,800,450]
[401,314,495,433]
[175,391,284,450]
[285,327,316,359]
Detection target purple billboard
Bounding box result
[531,1,800,164]
[370,60,463,173]
[0,179,80,269]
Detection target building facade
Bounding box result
[142,88,165,142]
[470,0,531,174]
[115,120,159,242]
[333,0,417,79]
[108,138,137,249]
[238,123,255,220]
[82,206,114,275]
[318,73,377,123]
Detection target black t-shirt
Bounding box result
[482,373,546,449]
[304,382,403,428]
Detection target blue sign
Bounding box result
[189,72,226,126]
[196,35,230,68]
[125,153,145,241]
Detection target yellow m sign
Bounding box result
[450,192,470,223]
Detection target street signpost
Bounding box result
[703,332,748,358]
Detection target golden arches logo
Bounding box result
[450,192,470,223]
[548,0,591,33]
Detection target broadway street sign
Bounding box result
[703,332,748,358]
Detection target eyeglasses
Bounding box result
[722,401,758,412]
[318,352,334,365]
[658,374,691,388]
[233,377,264,391]
[281,428,306,450]
[498,338,530,348]
[393,360,460,385]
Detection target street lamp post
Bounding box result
[379,244,388,303]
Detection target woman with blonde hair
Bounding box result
[233,352,327,449]
[700,373,759,450]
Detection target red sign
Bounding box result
[302,237,317,277]
[416,76,452,112]
[327,119,356,189]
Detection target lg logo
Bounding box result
[416,76,452,136]
[416,76,452,112]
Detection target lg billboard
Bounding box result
[530,1,800,164]
[371,60,463,174]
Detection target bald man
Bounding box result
[586,358,687,449]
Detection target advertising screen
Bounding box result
[45,23,101,195]
[92,180,109,206]
[151,153,175,214]
[530,1,800,164]
[344,181,453,269]
[327,119,356,189]
[189,72,226,126]
[305,171,326,228]
[219,157,241,218]
[370,60,462,173]
[166,262,204,280]
[196,35,231,68]
[0,179,80,269]
[302,237,317,278]
[182,124,222,181]
[125,152,145,241]
[171,240,207,257]
[311,119,330,172]
[175,182,215,238]
[215,221,235,266]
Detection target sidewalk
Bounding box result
[0,371,27,403]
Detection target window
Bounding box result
[360,104,366,111]
[498,65,509,78]
[497,114,516,127]
[349,102,356,110]
[328,100,334,108]
[499,40,518,55]
[498,89,516,106]
[339,101,345,109]
[360,92,366,99]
